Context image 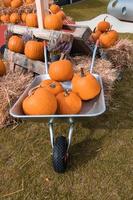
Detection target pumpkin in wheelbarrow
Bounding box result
[72,68,101,100]
[49,59,74,81]
[40,79,64,96]
[22,87,57,115]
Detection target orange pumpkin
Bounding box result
[99,30,118,48]
[49,59,74,81]
[72,68,101,100]
[50,4,60,14]
[10,13,21,24]
[3,0,12,7]
[24,41,44,61]
[0,60,6,76]
[8,35,24,53]
[0,14,10,23]
[11,0,23,8]
[56,10,66,20]
[44,14,63,30]
[90,28,102,42]
[56,90,82,114]
[26,13,38,27]
[25,0,35,4]
[40,79,64,96]
[22,87,57,115]
[21,12,27,23]
[97,17,110,32]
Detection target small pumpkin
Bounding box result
[21,12,27,23]
[97,17,110,32]
[3,0,12,7]
[10,13,21,24]
[8,35,24,53]
[0,60,6,76]
[72,68,101,100]
[22,87,57,115]
[90,28,102,42]
[40,79,64,96]
[25,0,35,4]
[50,4,61,14]
[0,14,10,23]
[24,40,44,61]
[99,30,118,48]
[11,0,23,8]
[56,10,66,20]
[49,59,74,81]
[26,13,38,27]
[44,14,63,30]
[56,90,82,114]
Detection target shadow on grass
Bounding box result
[69,132,106,171]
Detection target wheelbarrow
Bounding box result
[10,42,106,173]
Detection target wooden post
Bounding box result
[35,0,49,74]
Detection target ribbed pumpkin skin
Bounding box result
[11,0,23,8]
[0,60,6,76]
[40,79,64,96]
[21,13,27,22]
[49,60,74,81]
[50,4,60,14]
[26,13,38,27]
[22,88,57,115]
[3,0,12,7]
[56,91,82,114]
[99,31,118,48]
[1,14,10,23]
[44,14,63,30]
[72,72,101,100]
[10,13,20,23]
[8,35,24,53]
[24,41,44,61]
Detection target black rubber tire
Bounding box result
[52,136,68,173]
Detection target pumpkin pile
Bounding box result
[90,17,119,48]
[22,59,101,115]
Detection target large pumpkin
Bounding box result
[3,0,12,7]
[24,40,44,61]
[8,35,24,53]
[40,79,64,96]
[97,17,110,32]
[0,60,6,76]
[22,87,57,115]
[10,13,21,24]
[26,13,38,27]
[11,0,23,8]
[72,68,101,100]
[44,14,63,30]
[49,59,74,81]
[56,90,82,114]
[50,4,60,14]
[1,14,10,23]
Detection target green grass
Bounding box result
[0,1,133,199]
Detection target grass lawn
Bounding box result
[0,0,133,199]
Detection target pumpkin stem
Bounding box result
[50,83,56,88]
[93,27,96,33]
[80,67,85,77]
[64,89,70,97]
[104,16,108,21]
[48,9,53,14]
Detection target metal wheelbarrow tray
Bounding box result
[10,73,106,173]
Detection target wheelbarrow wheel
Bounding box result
[52,136,68,173]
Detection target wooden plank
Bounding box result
[4,48,45,74]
